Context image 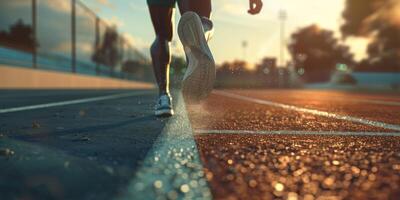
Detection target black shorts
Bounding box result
[147,0,179,7]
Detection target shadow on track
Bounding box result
[0,115,170,199]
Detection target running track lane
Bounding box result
[188,89,400,200]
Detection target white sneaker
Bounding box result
[178,11,216,103]
[155,94,174,117]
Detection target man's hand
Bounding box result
[248,0,263,15]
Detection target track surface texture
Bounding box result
[189,89,400,200]
[0,89,399,200]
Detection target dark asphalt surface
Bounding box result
[0,89,166,199]
[0,89,399,200]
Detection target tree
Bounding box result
[255,57,277,75]
[341,0,400,72]
[92,26,122,69]
[0,19,37,52]
[170,56,186,77]
[217,60,249,77]
[288,25,354,82]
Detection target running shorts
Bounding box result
[147,0,179,7]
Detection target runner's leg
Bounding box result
[178,0,211,18]
[178,0,213,41]
[148,6,174,95]
[176,0,216,102]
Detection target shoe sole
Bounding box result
[155,109,174,117]
[178,12,216,103]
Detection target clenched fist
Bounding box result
[248,0,263,15]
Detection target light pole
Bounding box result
[242,40,248,61]
[278,9,287,67]
[278,10,287,88]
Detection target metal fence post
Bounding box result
[71,0,76,73]
[32,0,37,69]
[95,16,99,75]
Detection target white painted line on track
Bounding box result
[195,129,400,137]
[214,91,400,132]
[118,92,212,200]
[0,91,155,114]
[329,96,400,106]
[347,99,400,106]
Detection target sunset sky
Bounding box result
[82,0,370,66]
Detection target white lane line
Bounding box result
[214,91,400,132]
[0,91,155,114]
[195,129,400,136]
[118,92,212,200]
[331,96,400,106]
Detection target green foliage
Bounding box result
[288,25,354,82]
[341,0,400,72]
[170,56,186,76]
[92,27,122,68]
[0,19,36,52]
